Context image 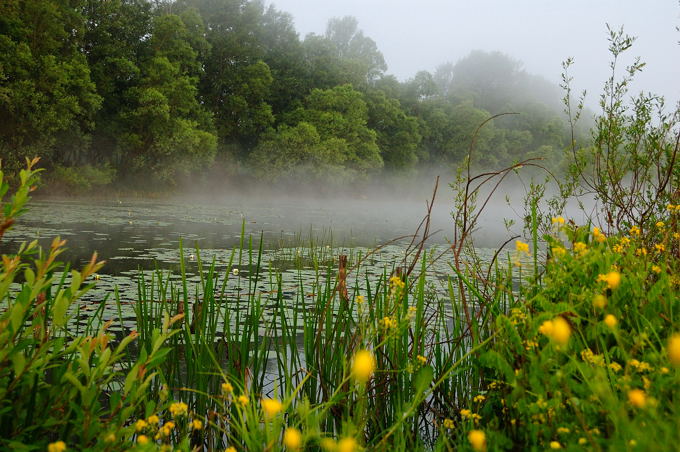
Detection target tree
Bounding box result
[365,90,421,170]
[296,84,383,172]
[117,11,217,183]
[303,16,386,89]
[0,0,101,171]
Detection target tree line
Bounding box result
[0,0,580,187]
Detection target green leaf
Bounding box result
[413,365,433,394]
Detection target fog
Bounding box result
[267,0,680,107]
[172,169,595,250]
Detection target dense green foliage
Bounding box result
[1,0,573,186]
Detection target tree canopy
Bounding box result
[0,0,576,186]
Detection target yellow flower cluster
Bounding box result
[48,441,67,452]
[581,348,605,366]
[389,275,405,289]
[155,421,175,440]
[515,240,530,254]
[416,355,427,365]
[283,427,302,450]
[669,334,680,366]
[379,316,398,329]
[468,429,486,451]
[628,359,653,372]
[352,349,376,382]
[597,271,621,290]
[135,419,148,432]
[221,382,233,394]
[630,225,641,236]
[551,216,565,225]
[473,395,486,403]
[551,246,566,258]
[628,389,646,408]
[460,408,482,422]
[539,317,571,346]
[169,402,188,417]
[592,227,606,243]
[355,295,365,304]
[573,242,588,256]
[261,398,283,419]
[237,395,249,406]
[604,314,617,328]
[443,418,455,429]
[666,203,680,213]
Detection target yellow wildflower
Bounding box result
[630,225,641,236]
[636,247,648,256]
[468,430,487,451]
[668,334,680,366]
[337,437,357,452]
[592,227,606,242]
[137,435,149,445]
[221,382,233,394]
[552,317,571,346]
[443,418,455,429]
[516,240,530,254]
[261,398,283,419]
[352,349,376,382]
[550,442,562,449]
[578,438,587,445]
[656,221,665,229]
[225,448,237,452]
[169,401,188,417]
[237,395,249,406]
[655,243,665,253]
[552,216,565,225]
[389,275,405,289]
[573,242,588,255]
[604,314,617,328]
[147,415,159,425]
[355,295,365,304]
[628,389,646,408]
[539,320,554,336]
[473,395,486,403]
[135,419,148,432]
[460,408,473,419]
[48,442,67,452]
[609,362,622,372]
[416,355,427,365]
[283,427,302,450]
[557,427,570,434]
[191,419,203,430]
[551,246,566,258]
[651,265,662,274]
[597,271,621,290]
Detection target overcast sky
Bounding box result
[266,0,680,107]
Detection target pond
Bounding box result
[0,196,529,335]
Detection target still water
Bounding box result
[1,196,520,333]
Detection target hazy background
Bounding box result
[267,0,680,107]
